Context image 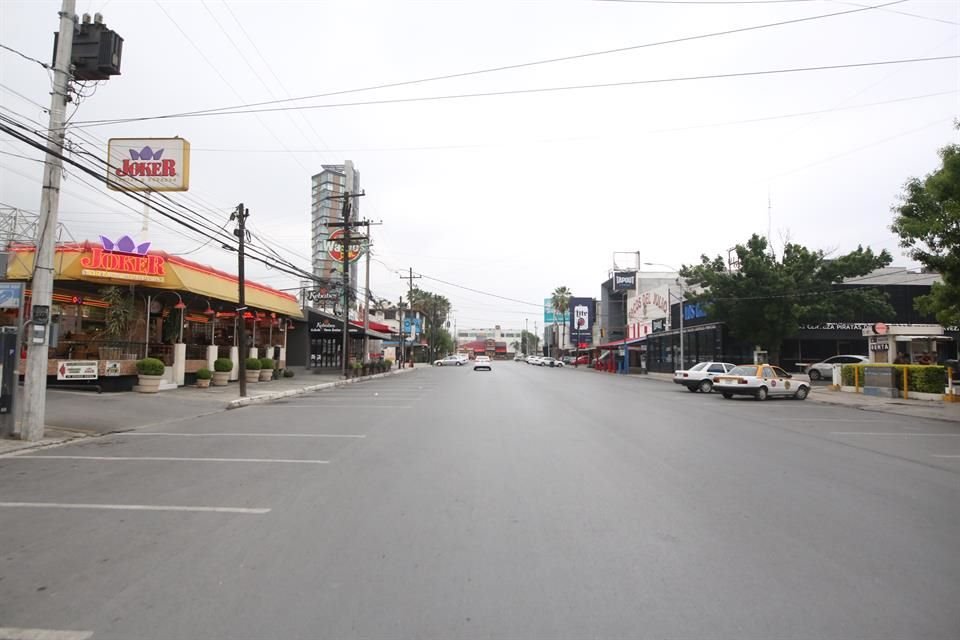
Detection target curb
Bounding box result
[225,367,413,410]
[0,431,89,458]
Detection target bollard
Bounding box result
[854,366,860,393]
[903,366,909,400]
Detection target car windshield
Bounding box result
[729,366,759,376]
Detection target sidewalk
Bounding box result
[574,367,960,423]
[0,366,417,456]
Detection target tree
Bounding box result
[680,234,894,364]
[409,287,452,360]
[890,127,960,326]
[521,330,540,355]
[551,286,571,357]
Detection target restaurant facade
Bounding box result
[3,238,303,390]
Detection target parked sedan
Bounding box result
[805,355,868,380]
[714,364,811,401]
[433,355,463,366]
[526,356,542,365]
[673,361,737,393]
[540,357,564,368]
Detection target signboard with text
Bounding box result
[612,271,636,292]
[107,138,191,192]
[569,297,595,346]
[57,360,98,381]
[543,298,568,325]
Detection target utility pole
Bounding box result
[22,0,76,442]
[232,204,249,397]
[397,296,404,368]
[325,191,367,378]
[400,267,421,367]
[362,237,372,364]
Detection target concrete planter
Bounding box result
[211,371,230,387]
[245,370,261,383]
[137,374,163,393]
[196,378,211,388]
[259,369,273,382]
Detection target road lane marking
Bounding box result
[0,629,93,640]
[0,502,269,514]
[931,455,960,459]
[830,432,960,437]
[119,432,366,439]
[13,456,330,464]
[775,419,902,422]
[262,404,412,409]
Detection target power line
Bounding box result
[0,42,51,70]
[71,54,957,127]
[70,0,910,127]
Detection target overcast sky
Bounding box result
[1,0,957,331]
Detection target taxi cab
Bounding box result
[714,364,810,401]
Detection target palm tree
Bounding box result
[551,286,571,358]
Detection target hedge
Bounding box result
[136,357,165,376]
[245,357,262,370]
[213,358,234,372]
[841,364,946,394]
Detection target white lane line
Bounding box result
[0,629,93,640]
[776,419,901,422]
[13,455,330,464]
[830,432,960,437]
[0,502,269,514]
[264,404,411,409]
[931,455,960,459]
[118,432,365,439]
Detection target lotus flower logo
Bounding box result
[129,146,164,161]
[99,235,151,255]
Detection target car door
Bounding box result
[768,366,792,396]
[759,366,781,395]
[706,363,726,380]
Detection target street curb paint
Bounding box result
[225,368,412,410]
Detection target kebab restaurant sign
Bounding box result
[80,235,166,283]
[107,138,191,191]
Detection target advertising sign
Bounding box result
[0,282,24,309]
[613,271,636,292]
[104,361,121,376]
[569,297,595,346]
[627,284,671,324]
[543,298,568,325]
[107,138,190,191]
[325,229,364,263]
[57,360,98,381]
[403,317,422,334]
[79,235,165,283]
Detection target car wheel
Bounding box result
[794,385,809,400]
[686,385,698,393]
[755,386,768,401]
[721,392,733,399]
[809,369,822,381]
[698,379,713,393]
[457,362,462,366]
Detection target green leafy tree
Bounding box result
[890,127,960,326]
[99,286,135,342]
[409,287,452,360]
[521,330,540,355]
[551,286,571,356]
[680,234,894,364]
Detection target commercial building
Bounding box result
[3,239,303,390]
[310,162,361,307]
[456,326,522,351]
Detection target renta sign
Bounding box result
[79,235,166,283]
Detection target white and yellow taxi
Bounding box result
[714,364,811,401]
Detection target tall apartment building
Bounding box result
[310,161,361,311]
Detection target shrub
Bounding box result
[260,357,275,370]
[352,361,363,370]
[245,357,262,370]
[214,358,233,373]
[384,358,394,369]
[196,367,212,380]
[283,369,295,378]
[136,357,165,376]
[842,364,946,394]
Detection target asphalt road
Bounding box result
[1,363,959,639]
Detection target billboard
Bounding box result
[107,138,190,191]
[569,297,595,346]
[325,229,364,263]
[612,271,636,291]
[543,298,568,325]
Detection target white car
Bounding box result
[474,355,492,371]
[526,356,542,365]
[805,355,868,380]
[714,364,811,401]
[673,361,737,393]
[433,355,463,366]
[514,354,525,362]
[456,353,470,364]
[540,357,564,368]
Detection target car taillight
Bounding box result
[683,373,688,378]
[738,378,748,384]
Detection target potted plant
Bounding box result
[351,361,362,378]
[195,367,212,388]
[259,357,275,382]
[212,358,233,386]
[245,357,262,383]
[136,357,165,393]
[283,369,295,378]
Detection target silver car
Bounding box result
[806,355,868,380]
